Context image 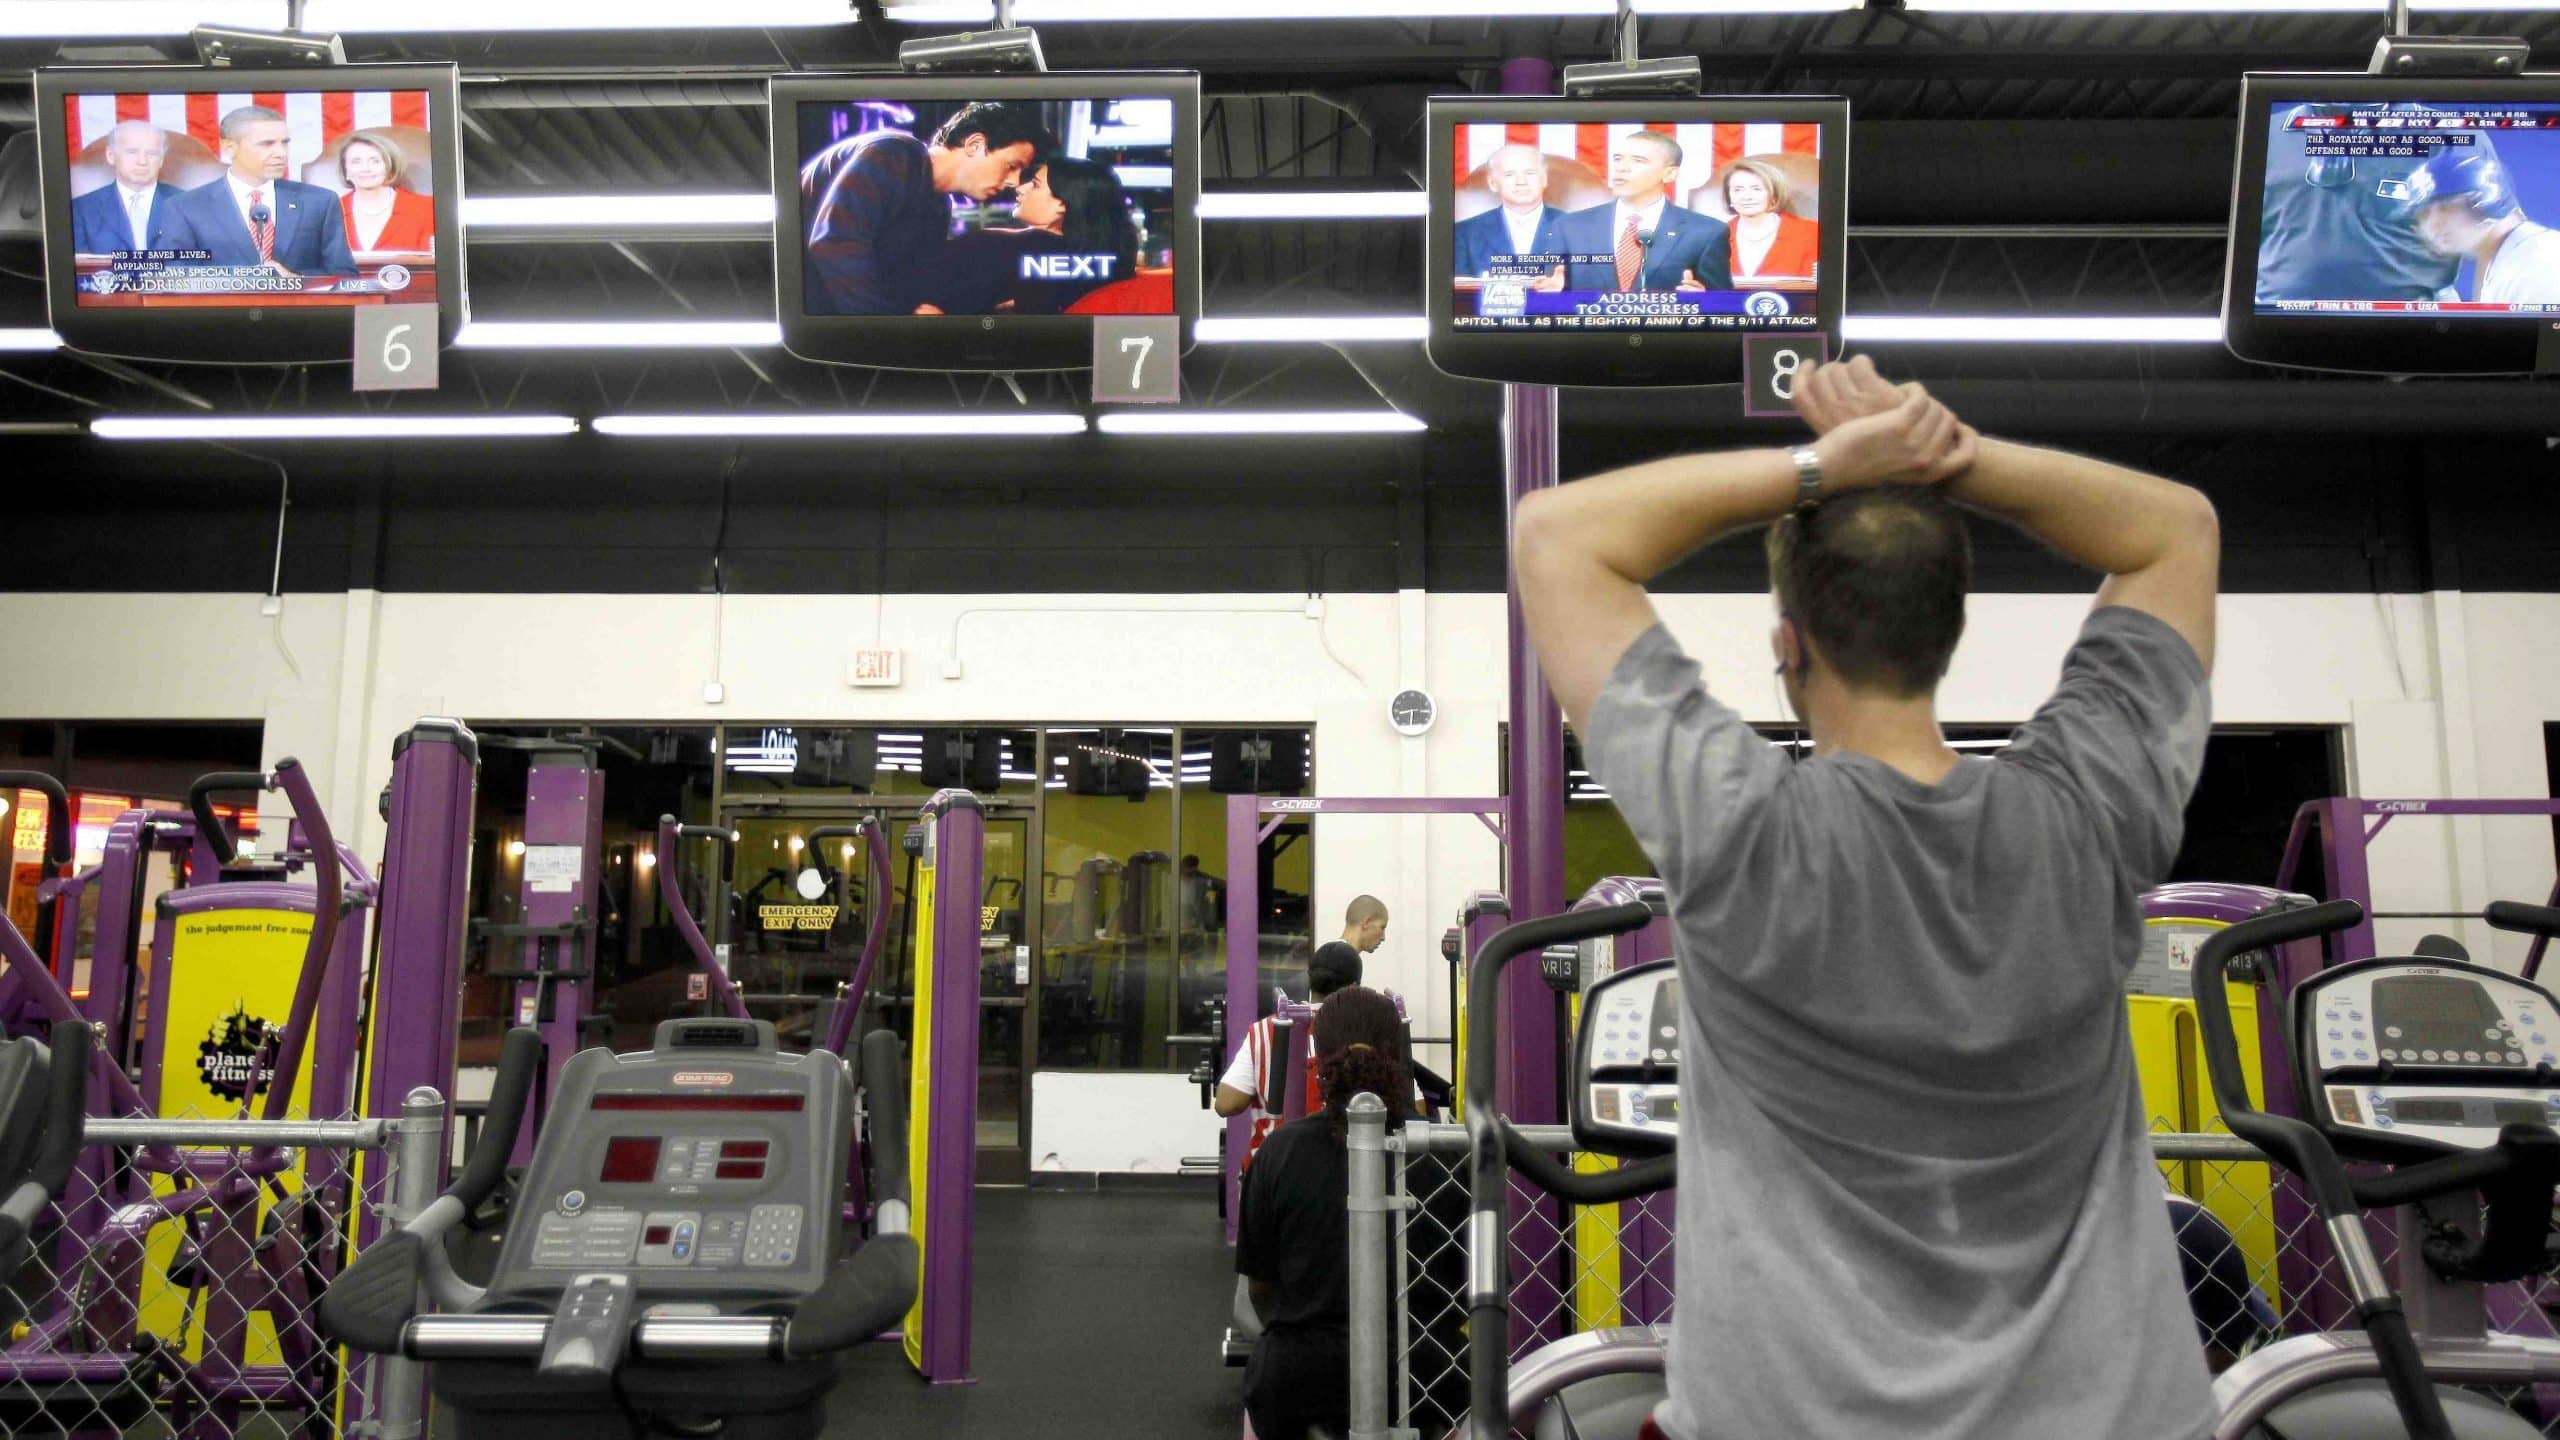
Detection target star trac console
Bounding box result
[496,1018,842,1299]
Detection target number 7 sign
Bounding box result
[1092,315,1182,404]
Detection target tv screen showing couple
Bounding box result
[794,94,1180,320]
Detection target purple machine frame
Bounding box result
[913,789,985,1383]
[2277,797,2560,978]
[1221,796,1511,1243]
[0,759,380,1440]
[366,721,479,1196]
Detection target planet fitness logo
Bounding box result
[1744,291,1790,319]
[197,1006,281,1103]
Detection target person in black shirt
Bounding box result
[2255,101,2458,306]
[801,101,1054,316]
[915,156,1141,316]
[1235,986,1411,1440]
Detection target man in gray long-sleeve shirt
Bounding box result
[1513,356,2223,1440]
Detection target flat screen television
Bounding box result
[1426,95,1848,387]
[34,63,465,365]
[2226,72,2560,374]
[768,72,1200,372]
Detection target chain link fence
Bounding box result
[1,1098,442,1440]
[1361,1120,2560,1440]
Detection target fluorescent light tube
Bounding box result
[463,194,776,228]
[93,415,580,440]
[1199,192,1427,220]
[594,414,1088,437]
[1098,411,1426,435]
[0,3,285,36]
[1842,315,2223,343]
[0,330,64,352]
[454,321,784,349]
[1195,316,1430,344]
[304,0,853,29]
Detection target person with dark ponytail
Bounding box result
[1234,986,1409,1440]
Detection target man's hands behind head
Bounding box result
[1805,377,1977,492]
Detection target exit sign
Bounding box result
[848,649,903,688]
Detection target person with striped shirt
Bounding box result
[1214,896,1387,1168]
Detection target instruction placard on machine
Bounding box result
[2127,925,2206,999]
[524,844,583,894]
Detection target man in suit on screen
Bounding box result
[69,120,185,256]
[1452,143,1570,279]
[160,105,358,279]
[1551,130,1732,293]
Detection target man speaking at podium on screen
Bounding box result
[161,105,357,281]
[1550,130,1731,294]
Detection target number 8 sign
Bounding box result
[1742,334,1828,419]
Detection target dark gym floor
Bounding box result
[827,1185,1242,1438]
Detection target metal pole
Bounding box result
[2389,0,2411,34]
[369,1085,448,1440]
[1347,1093,1396,1440]
[1617,0,1639,65]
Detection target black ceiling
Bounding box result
[5,7,2560,519]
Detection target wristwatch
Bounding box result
[1788,444,1824,511]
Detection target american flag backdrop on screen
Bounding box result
[66,90,431,166]
[1458,120,1821,211]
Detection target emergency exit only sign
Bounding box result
[848,649,902,687]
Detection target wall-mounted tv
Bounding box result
[769,72,1200,372]
[35,63,465,365]
[1426,95,1848,387]
[2227,72,2560,374]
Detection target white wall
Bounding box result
[6,585,2556,1164]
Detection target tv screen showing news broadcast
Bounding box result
[2254,97,2560,317]
[1448,116,1826,332]
[57,85,441,308]
[792,93,1180,319]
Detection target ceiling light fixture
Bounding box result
[1841,315,2223,343]
[462,194,778,228]
[92,415,581,440]
[1097,411,1427,435]
[0,330,64,352]
[1195,316,1431,344]
[1198,192,1428,220]
[594,414,1088,437]
[302,0,853,29]
[454,321,785,349]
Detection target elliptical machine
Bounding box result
[1455,898,2560,1440]
[320,1019,919,1440]
[2194,898,2560,1440]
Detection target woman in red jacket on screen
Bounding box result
[338,132,434,255]
[1722,157,1819,290]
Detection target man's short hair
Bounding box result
[1346,894,1388,927]
[930,102,1051,162]
[109,119,167,151]
[1627,130,1682,168]
[1765,487,1971,697]
[220,105,287,141]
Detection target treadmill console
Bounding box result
[486,1018,852,1304]
[1570,964,1679,1157]
[2299,959,2560,1156]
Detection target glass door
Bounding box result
[721,799,1035,1185]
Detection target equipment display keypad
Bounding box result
[2303,960,2560,1153]
[1573,965,1681,1154]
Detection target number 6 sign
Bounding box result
[354,303,441,392]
